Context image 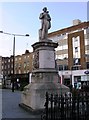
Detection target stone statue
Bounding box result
[39,7,51,41]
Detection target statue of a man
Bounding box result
[39,7,51,41]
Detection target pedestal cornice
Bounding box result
[32,40,58,51]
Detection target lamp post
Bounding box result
[0,31,29,92]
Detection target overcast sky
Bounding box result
[0,1,88,57]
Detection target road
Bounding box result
[1,89,41,120]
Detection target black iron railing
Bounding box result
[41,92,89,120]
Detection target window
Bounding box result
[15,64,18,68]
[2,66,3,69]
[24,56,26,59]
[11,70,13,74]
[58,65,68,70]
[11,64,13,68]
[18,64,21,68]
[8,59,10,62]
[59,65,63,71]
[5,65,6,69]
[27,61,29,66]
[27,70,29,73]
[75,59,78,64]
[19,57,21,60]
[15,58,17,61]
[8,71,10,74]
[87,62,89,69]
[72,36,80,59]
[72,66,79,70]
[5,71,6,74]
[33,54,34,59]
[74,58,80,65]
[64,65,68,70]
[11,59,13,62]
[19,70,21,74]
[74,38,78,42]
[75,47,78,52]
[8,65,10,68]
[24,62,26,68]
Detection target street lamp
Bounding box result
[0,31,30,92]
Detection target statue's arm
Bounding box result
[47,14,51,21]
[39,13,44,19]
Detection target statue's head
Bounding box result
[43,7,47,12]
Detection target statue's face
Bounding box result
[43,7,47,12]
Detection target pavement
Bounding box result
[1,89,42,120]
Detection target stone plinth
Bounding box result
[32,40,58,70]
[21,40,70,110]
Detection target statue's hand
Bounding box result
[39,13,44,19]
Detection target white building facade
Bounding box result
[48,20,89,89]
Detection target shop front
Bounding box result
[59,70,89,89]
[72,70,89,89]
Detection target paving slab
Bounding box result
[1,89,42,120]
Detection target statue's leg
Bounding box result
[39,29,42,41]
[44,23,49,40]
[45,30,48,40]
[41,22,48,40]
[41,27,45,40]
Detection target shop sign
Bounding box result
[84,71,89,74]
